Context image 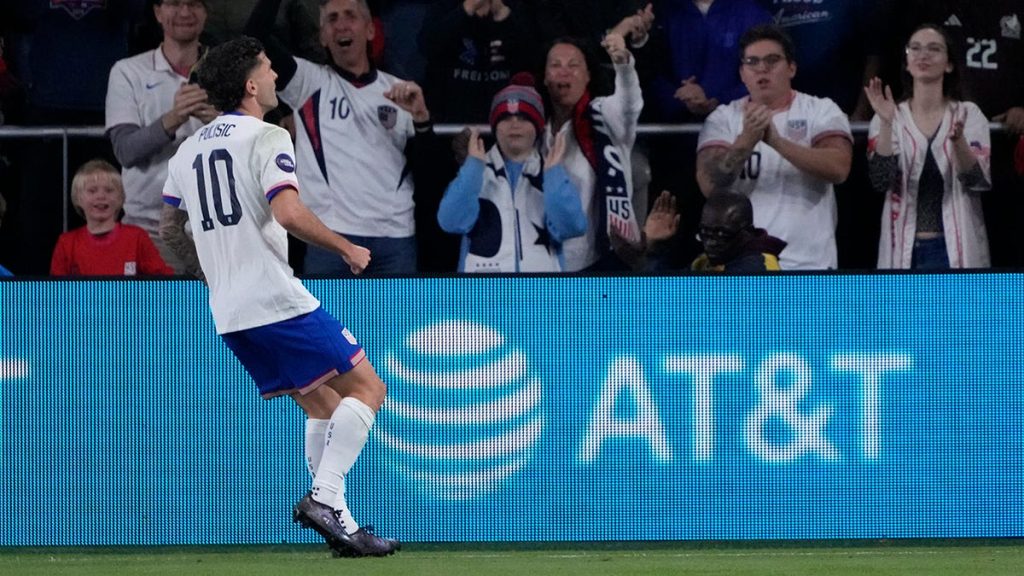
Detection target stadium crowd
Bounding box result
[0,0,1022,276]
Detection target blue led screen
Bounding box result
[0,274,1021,545]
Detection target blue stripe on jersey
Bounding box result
[162,195,182,207]
[396,159,411,191]
[266,183,294,202]
[299,90,330,185]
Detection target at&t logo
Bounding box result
[376,321,544,501]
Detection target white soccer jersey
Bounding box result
[163,113,319,334]
[279,60,416,237]
[697,91,852,270]
[106,48,205,234]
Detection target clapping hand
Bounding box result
[863,77,896,124]
[739,101,772,147]
[949,108,968,142]
[165,83,212,132]
[643,190,680,244]
[544,130,567,168]
[466,127,487,161]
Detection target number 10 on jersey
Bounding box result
[192,149,243,231]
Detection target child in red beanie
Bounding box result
[438,73,587,272]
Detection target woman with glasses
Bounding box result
[864,23,991,269]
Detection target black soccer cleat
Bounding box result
[292,492,349,550]
[330,523,401,558]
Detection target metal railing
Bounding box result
[0,122,1009,233]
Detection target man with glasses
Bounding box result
[696,23,852,270]
[105,0,217,276]
[635,189,785,271]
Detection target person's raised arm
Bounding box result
[420,0,479,59]
[599,32,643,143]
[437,129,486,234]
[245,0,298,88]
[863,77,895,156]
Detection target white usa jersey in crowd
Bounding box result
[163,113,319,334]
[279,59,416,238]
[698,91,852,270]
[105,48,206,235]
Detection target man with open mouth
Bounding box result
[247,0,439,277]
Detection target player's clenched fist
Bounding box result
[384,81,430,123]
[342,243,371,275]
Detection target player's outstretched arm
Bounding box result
[159,204,205,281]
[270,187,371,274]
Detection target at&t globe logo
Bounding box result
[376,320,544,501]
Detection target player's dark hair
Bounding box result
[196,36,264,112]
[739,23,796,64]
[900,23,962,101]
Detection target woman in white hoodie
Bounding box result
[865,23,991,269]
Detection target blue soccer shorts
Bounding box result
[221,307,367,399]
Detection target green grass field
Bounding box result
[2,541,1022,576]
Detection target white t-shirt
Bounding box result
[163,113,319,334]
[697,91,852,270]
[279,60,416,237]
[105,47,205,234]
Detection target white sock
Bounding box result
[311,397,375,533]
[304,419,329,478]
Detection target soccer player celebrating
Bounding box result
[160,36,399,557]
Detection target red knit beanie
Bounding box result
[489,72,545,133]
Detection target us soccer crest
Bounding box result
[378,105,398,130]
[787,119,808,141]
[51,0,105,20]
[507,99,520,114]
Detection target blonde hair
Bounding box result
[71,159,124,217]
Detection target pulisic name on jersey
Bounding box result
[198,122,236,141]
